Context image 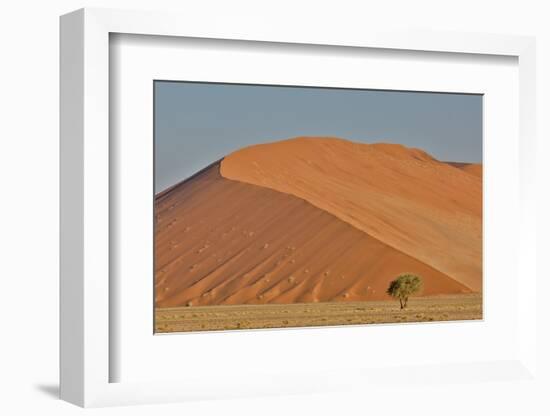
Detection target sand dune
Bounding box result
[155,164,472,308]
[447,161,483,178]
[221,137,482,291]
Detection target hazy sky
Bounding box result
[155,81,482,192]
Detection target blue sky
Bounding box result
[155,81,482,192]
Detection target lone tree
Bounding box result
[386,273,423,309]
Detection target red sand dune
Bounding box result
[221,137,482,291]
[155,137,482,307]
[155,164,471,308]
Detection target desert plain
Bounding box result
[154,136,482,332]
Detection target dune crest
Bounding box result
[220,136,482,291]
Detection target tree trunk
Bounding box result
[404,297,408,308]
[399,298,404,309]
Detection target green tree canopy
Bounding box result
[386,273,423,309]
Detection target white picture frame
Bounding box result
[60,7,538,408]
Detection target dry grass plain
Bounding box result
[155,293,482,333]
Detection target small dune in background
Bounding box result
[446,161,483,178]
[155,136,482,313]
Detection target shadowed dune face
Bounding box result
[155,164,472,308]
[220,137,482,291]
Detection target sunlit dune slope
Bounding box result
[221,137,482,291]
[155,164,471,308]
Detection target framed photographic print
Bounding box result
[153,81,483,333]
[60,8,539,409]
